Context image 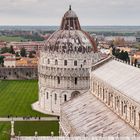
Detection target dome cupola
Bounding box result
[44,6,98,54]
[60,5,81,30]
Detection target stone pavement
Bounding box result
[0,117,58,121]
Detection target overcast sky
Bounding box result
[0,0,140,26]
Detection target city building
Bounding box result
[16,57,38,67]
[0,53,16,67]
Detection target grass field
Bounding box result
[0,122,10,140]
[15,121,59,136]
[0,36,27,42]
[0,80,47,117]
[0,80,59,140]
[0,121,59,140]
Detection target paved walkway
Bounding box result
[0,117,58,122]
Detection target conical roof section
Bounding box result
[60,6,81,30]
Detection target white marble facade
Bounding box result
[32,6,100,115]
[90,58,140,134]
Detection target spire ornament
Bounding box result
[69,5,71,10]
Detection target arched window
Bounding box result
[75,77,78,85]
[121,101,123,115]
[48,59,50,64]
[64,94,67,102]
[103,88,105,100]
[55,60,58,65]
[55,94,57,104]
[139,113,140,129]
[64,60,67,66]
[55,94,57,100]
[74,60,77,66]
[46,92,49,99]
[83,60,86,65]
[57,77,60,84]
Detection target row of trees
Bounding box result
[0,46,35,58]
[1,46,15,54]
[112,48,130,62]
[20,48,36,58]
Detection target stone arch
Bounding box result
[64,94,67,102]
[71,91,80,99]
[61,91,69,103]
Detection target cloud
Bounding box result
[0,0,140,25]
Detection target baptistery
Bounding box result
[33,6,100,115]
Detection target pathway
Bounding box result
[0,117,58,122]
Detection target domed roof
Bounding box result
[63,5,77,18]
[44,6,97,54]
[60,5,81,30]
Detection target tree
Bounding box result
[15,52,20,57]
[134,59,137,67]
[112,48,129,62]
[1,47,9,54]
[0,56,4,66]
[29,51,34,58]
[114,37,125,46]
[9,46,15,54]
[112,47,116,56]
[20,47,26,57]
[123,51,129,62]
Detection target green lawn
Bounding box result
[0,36,27,42]
[0,122,10,140]
[0,121,59,140]
[0,80,59,140]
[15,121,59,136]
[0,80,47,117]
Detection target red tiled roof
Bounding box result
[4,58,16,61]
[0,53,14,56]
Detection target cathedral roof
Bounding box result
[92,59,140,104]
[44,6,97,54]
[61,92,139,136]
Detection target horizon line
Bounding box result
[0,25,140,27]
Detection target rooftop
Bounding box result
[61,92,139,137]
[91,59,140,104]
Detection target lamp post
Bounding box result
[51,131,54,137]
[35,131,38,140]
